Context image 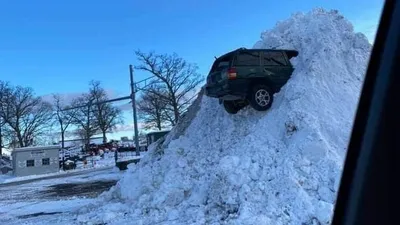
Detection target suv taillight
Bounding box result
[227,68,237,80]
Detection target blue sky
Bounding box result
[0,0,384,139]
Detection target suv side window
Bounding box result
[263,51,287,66]
[235,52,260,66]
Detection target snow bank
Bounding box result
[76,8,371,225]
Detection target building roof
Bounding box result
[13,145,60,153]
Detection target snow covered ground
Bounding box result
[0,167,123,225]
[1,8,371,225]
[79,151,117,168]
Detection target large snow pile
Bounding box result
[76,8,371,225]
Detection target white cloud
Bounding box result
[41,92,83,105]
[112,123,146,133]
[117,102,133,111]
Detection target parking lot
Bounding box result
[0,167,122,225]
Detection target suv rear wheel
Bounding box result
[248,84,273,111]
[223,100,241,114]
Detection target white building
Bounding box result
[12,145,60,177]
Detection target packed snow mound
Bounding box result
[76,8,371,225]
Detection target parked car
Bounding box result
[64,160,76,170]
[205,47,298,114]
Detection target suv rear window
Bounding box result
[235,52,260,66]
[263,51,287,66]
[210,55,233,73]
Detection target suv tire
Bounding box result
[223,100,240,114]
[248,84,273,111]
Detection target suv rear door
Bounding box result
[261,51,294,90]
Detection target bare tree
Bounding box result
[135,50,203,124]
[0,84,53,147]
[74,128,89,145]
[0,81,8,154]
[31,125,59,146]
[52,94,76,149]
[0,118,4,155]
[0,81,13,151]
[89,81,123,143]
[1,126,16,149]
[137,85,170,130]
[69,94,98,151]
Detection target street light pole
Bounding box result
[130,65,140,156]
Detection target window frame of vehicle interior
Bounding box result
[332,1,398,224]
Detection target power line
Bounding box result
[61,76,158,112]
[61,96,131,111]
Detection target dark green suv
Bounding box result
[205,48,298,114]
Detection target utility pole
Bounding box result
[130,65,140,156]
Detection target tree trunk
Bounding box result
[17,132,24,148]
[168,86,180,124]
[61,130,65,149]
[102,130,107,143]
[61,129,65,171]
[156,112,162,130]
[86,105,91,151]
[85,131,90,152]
[173,102,179,124]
